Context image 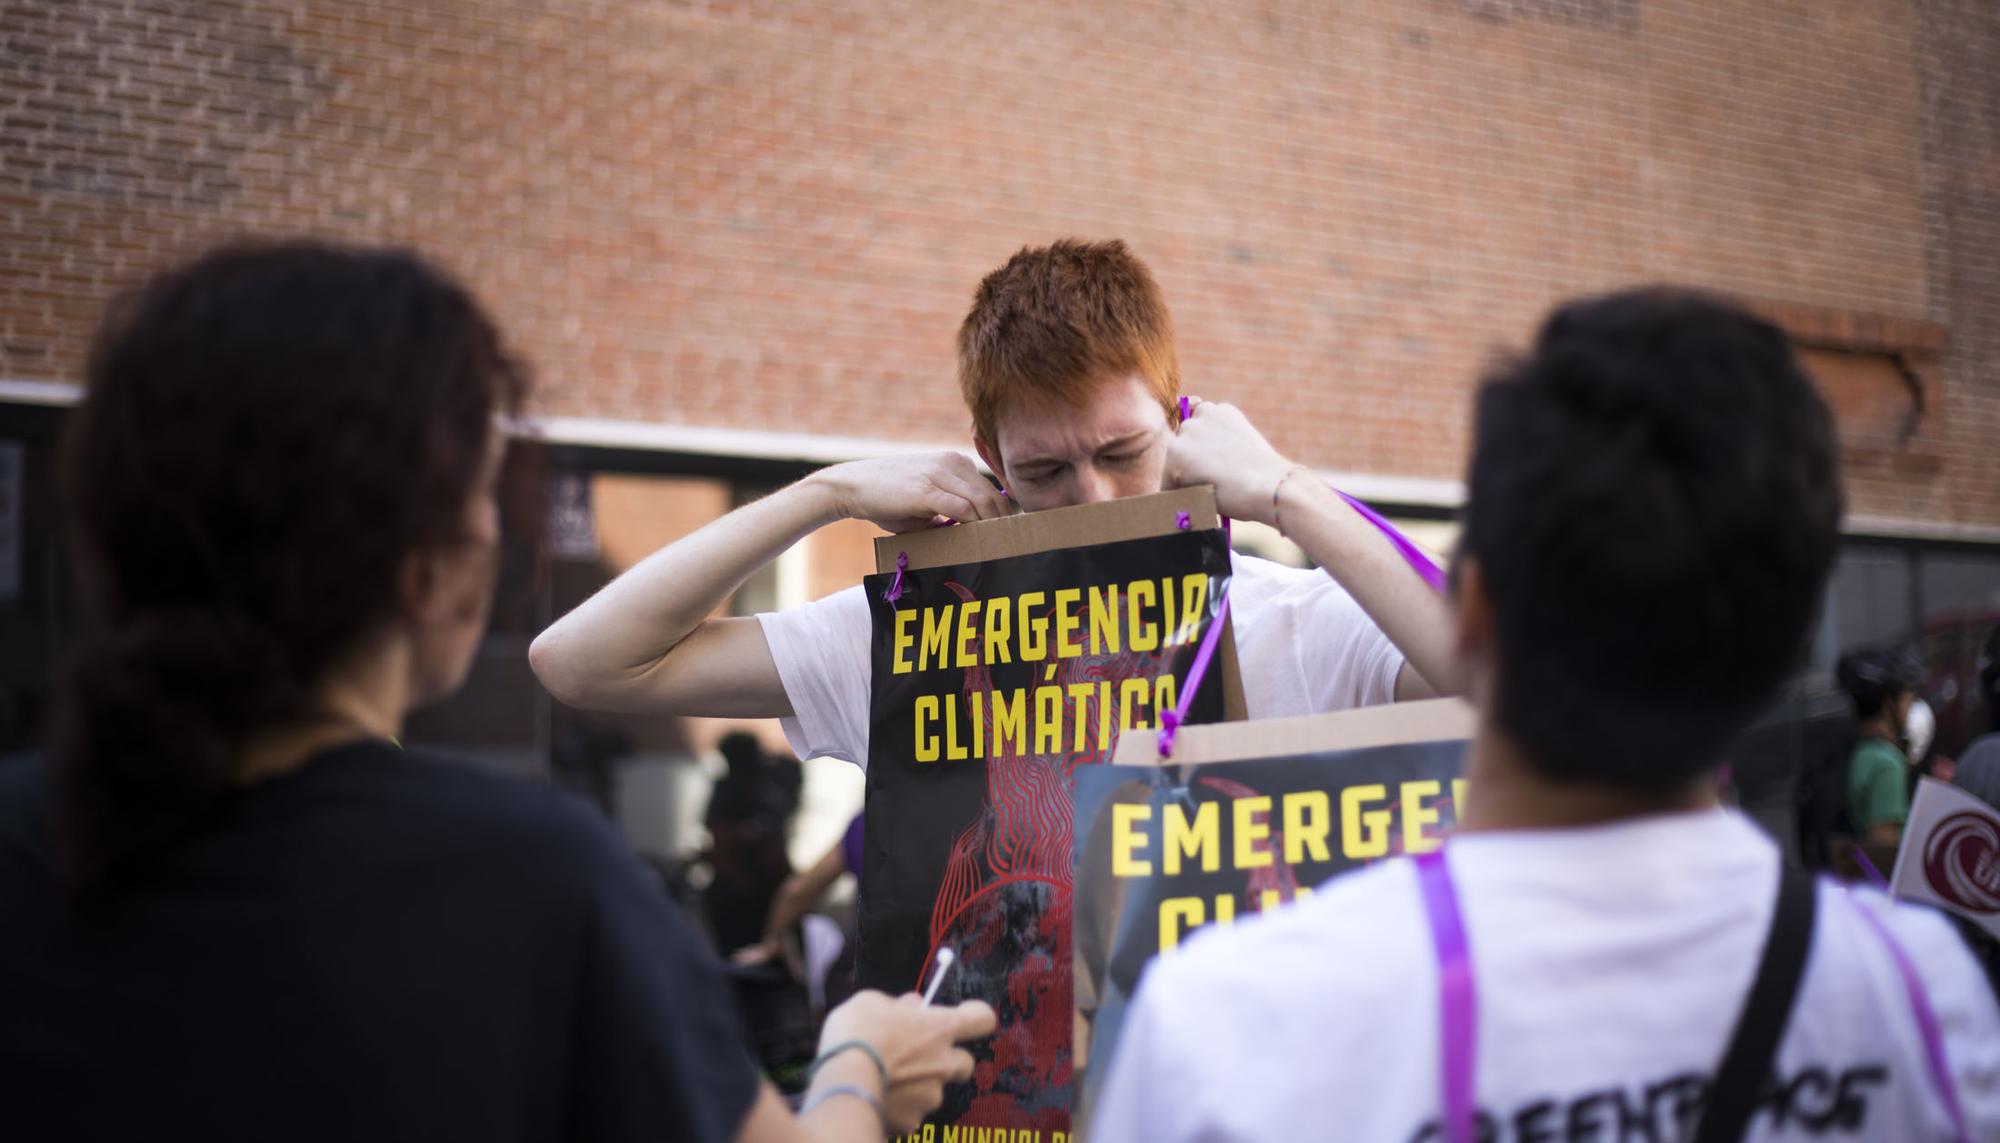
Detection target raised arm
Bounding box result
[529,452,1009,718]
[1164,400,1459,699]
[733,833,853,968]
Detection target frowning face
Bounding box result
[976,374,1173,512]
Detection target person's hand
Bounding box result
[808,453,1011,534]
[813,991,997,1133]
[733,936,806,981]
[1164,398,1294,525]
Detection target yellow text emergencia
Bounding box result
[890,575,1212,675]
[1109,779,1469,952]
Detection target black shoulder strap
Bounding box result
[1692,864,1818,1143]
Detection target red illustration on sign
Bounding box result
[1922,810,2000,914]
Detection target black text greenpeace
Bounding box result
[862,490,1243,1139]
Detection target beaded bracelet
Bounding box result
[1271,463,1311,535]
[808,1039,889,1092]
[802,1082,886,1128]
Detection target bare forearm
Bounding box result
[1276,474,1460,697]
[763,847,850,946]
[532,451,1009,718]
[735,1057,881,1143]
[530,475,839,709]
[1164,401,1460,700]
[796,1053,887,1143]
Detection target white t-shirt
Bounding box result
[1093,809,2000,1142]
[756,553,1406,769]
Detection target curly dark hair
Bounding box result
[53,241,528,895]
[1459,288,1843,791]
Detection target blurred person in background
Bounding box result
[735,811,867,1011]
[704,731,816,1078]
[1905,694,1954,789]
[703,731,797,956]
[1092,288,1999,1141]
[1953,624,2000,809]
[1839,649,1925,851]
[0,242,991,1142]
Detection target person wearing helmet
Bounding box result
[1838,649,1924,849]
[1953,624,2000,809]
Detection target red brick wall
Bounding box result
[3,0,1995,529]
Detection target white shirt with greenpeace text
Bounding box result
[755,552,1406,769]
[1092,808,2000,1143]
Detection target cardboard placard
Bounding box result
[862,488,1246,1136]
[1890,777,2000,940]
[1075,699,1474,1132]
[878,488,1244,722]
[1110,697,1476,766]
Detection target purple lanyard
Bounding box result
[1416,849,1478,1143]
[1156,590,1231,758]
[1337,489,1449,594]
[1416,851,1971,1143]
[1843,888,1970,1143]
[1174,396,1446,594]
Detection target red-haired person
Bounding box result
[531,238,1455,770]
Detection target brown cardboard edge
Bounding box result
[1109,698,1476,766]
[875,487,1221,573]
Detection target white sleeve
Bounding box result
[1088,961,1199,1143]
[754,585,872,768]
[1865,895,2000,1138]
[1298,577,1406,710]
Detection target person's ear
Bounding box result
[973,430,1003,482]
[399,546,453,628]
[403,543,491,631]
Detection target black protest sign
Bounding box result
[1072,700,1473,1129]
[863,490,1243,1137]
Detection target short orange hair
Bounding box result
[957,239,1180,445]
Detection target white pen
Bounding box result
[920,946,957,1006]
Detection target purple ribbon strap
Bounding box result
[1156,590,1232,759]
[882,551,909,603]
[1178,398,1234,539]
[1845,889,1970,1142]
[1417,849,1478,1143]
[1412,859,1966,1143]
[1852,846,1890,891]
[1179,394,1439,591]
[1339,490,1448,594]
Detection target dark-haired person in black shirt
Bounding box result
[0,242,991,1143]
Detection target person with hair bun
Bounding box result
[0,242,990,1142]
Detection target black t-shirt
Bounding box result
[0,741,761,1142]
